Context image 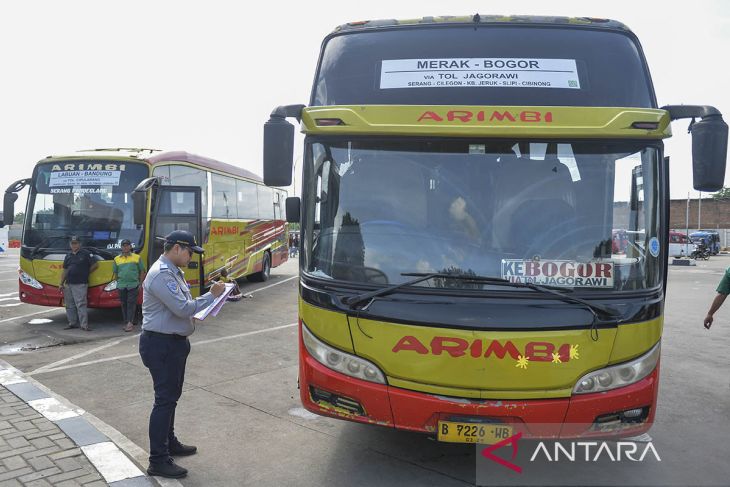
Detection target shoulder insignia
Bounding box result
[160,264,169,270]
[165,279,180,294]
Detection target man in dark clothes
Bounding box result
[60,236,98,331]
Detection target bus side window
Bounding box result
[211,173,237,219]
[167,165,208,218]
[236,180,259,219]
[257,186,275,220]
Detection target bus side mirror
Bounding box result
[263,116,295,187]
[263,104,305,187]
[663,105,729,192]
[286,197,300,223]
[3,192,17,226]
[691,116,728,192]
[133,191,146,226]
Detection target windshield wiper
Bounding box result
[402,271,620,320]
[344,273,442,309]
[30,235,69,257]
[86,247,115,259]
[346,272,530,310]
[346,271,619,341]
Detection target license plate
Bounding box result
[437,421,513,444]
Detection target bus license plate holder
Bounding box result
[437,421,513,444]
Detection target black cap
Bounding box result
[120,239,132,246]
[164,230,204,254]
[70,235,80,243]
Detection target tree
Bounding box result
[711,187,730,200]
[13,212,24,224]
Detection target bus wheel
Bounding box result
[250,252,271,282]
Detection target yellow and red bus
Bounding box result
[262,16,727,442]
[3,148,287,307]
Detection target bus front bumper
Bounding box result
[19,281,126,308]
[299,328,659,439]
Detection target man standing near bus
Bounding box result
[60,236,98,331]
[704,267,730,329]
[139,230,224,479]
[112,239,146,332]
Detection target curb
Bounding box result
[0,359,176,486]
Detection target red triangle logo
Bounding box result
[480,432,523,473]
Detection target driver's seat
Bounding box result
[491,156,577,257]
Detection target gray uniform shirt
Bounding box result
[141,255,215,336]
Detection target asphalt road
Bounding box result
[1,248,730,486]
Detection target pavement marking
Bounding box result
[31,333,142,374]
[0,307,63,324]
[82,442,146,483]
[0,302,21,307]
[30,322,299,375]
[0,269,19,274]
[0,278,18,282]
[27,396,82,421]
[0,296,19,302]
[288,407,320,420]
[0,368,27,385]
[247,274,298,294]
[0,291,18,297]
[25,272,299,374]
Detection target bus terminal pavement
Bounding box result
[1,247,730,486]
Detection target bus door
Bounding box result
[150,186,203,296]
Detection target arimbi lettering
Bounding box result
[392,336,571,362]
[417,110,553,123]
[211,226,239,236]
[51,163,126,171]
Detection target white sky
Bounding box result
[1,0,728,209]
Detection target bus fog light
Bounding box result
[19,271,43,290]
[573,342,660,394]
[302,323,387,384]
[622,408,643,418]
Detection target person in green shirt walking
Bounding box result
[704,267,730,329]
[113,239,146,332]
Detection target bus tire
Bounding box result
[250,252,271,282]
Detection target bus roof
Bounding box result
[147,151,263,183]
[41,148,263,183]
[333,15,632,34]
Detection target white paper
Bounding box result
[380,58,580,90]
[194,283,236,320]
[49,170,121,187]
[501,260,614,288]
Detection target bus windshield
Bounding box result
[303,138,661,292]
[24,161,149,254]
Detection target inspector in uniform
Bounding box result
[139,230,222,478]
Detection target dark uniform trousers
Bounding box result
[139,331,190,464]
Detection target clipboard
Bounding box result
[193,283,236,320]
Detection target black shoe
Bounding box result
[146,458,188,478]
[169,441,198,456]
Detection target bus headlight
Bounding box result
[573,342,660,394]
[302,323,386,384]
[104,280,118,292]
[19,270,43,289]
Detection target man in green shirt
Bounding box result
[113,239,146,332]
[704,267,730,329]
